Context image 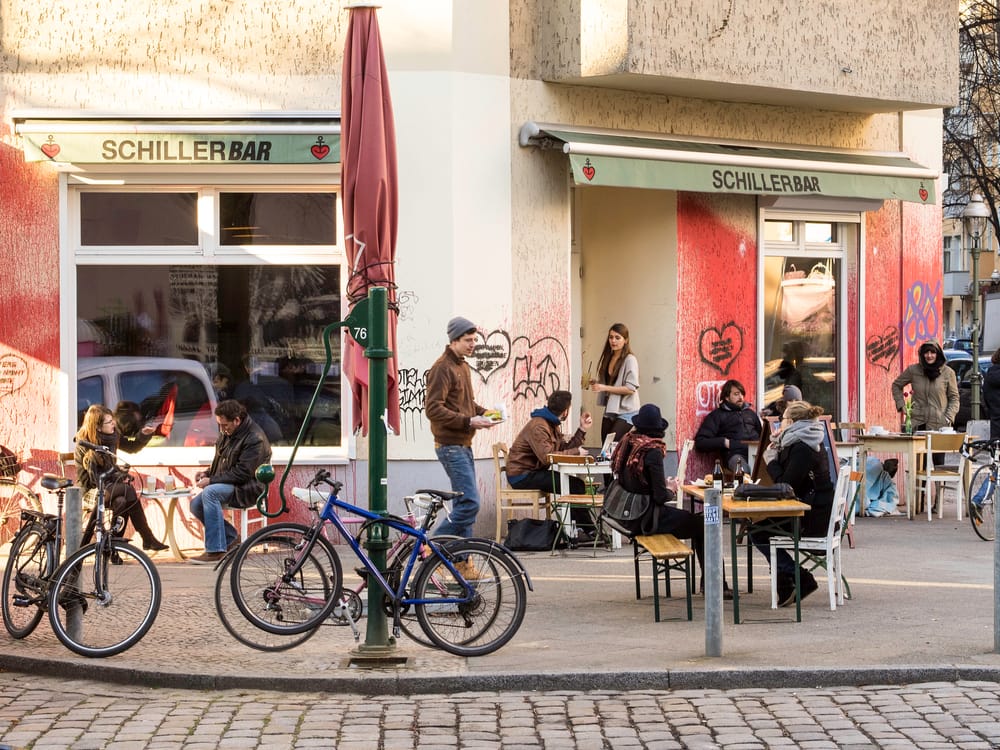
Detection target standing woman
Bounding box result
[590,323,640,441]
[891,339,959,433]
[75,405,168,552]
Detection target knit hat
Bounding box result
[782,384,802,402]
[632,403,668,432]
[447,316,477,342]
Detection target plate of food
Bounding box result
[693,478,707,488]
[484,409,504,424]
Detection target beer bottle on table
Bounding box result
[713,459,724,491]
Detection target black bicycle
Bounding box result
[1,441,161,657]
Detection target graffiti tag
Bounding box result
[698,322,743,375]
[866,326,900,372]
[0,354,28,396]
[902,280,940,347]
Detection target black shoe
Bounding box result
[779,571,818,608]
[226,537,240,553]
[776,573,796,608]
[143,539,169,552]
[698,582,734,600]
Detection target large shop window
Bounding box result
[74,188,343,452]
[762,218,857,422]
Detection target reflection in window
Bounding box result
[762,256,839,419]
[764,220,794,243]
[804,223,835,243]
[220,192,337,245]
[76,265,342,447]
[80,193,198,246]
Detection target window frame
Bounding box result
[63,170,351,465]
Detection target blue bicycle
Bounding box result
[228,468,532,657]
[963,438,1000,541]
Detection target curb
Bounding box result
[3,654,1000,695]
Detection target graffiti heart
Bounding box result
[866,326,900,372]
[0,354,28,396]
[698,322,743,375]
[469,330,512,382]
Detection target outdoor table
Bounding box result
[683,485,810,623]
[140,487,194,561]
[550,459,618,549]
[857,432,925,519]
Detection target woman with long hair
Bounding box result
[590,323,640,441]
[75,404,168,552]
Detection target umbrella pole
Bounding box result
[361,286,393,652]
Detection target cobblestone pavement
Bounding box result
[2,675,1000,749]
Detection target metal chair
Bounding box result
[547,453,604,553]
[491,442,550,543]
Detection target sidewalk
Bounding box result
[3,511,1000,695]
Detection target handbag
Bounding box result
[732,482,797,501]
[504,518,560,551]
[780,262,835,336]
[601,479,657,536]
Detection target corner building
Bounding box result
[0,1,956,531]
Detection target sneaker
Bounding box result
[188,551,226,565]
[143,539,169,552]
[776,573,795,607]
[971,503,984,523]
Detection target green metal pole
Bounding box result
[362,286,392,651]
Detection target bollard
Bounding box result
[63,487,83,640]
[995,491,1000,654]
[703,487,723,657]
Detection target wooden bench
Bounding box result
[633,533,694,622]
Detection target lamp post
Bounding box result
[963,194,990,421]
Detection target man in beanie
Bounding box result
[761,384,802,419]
[425,317,497,573]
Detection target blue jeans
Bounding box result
[434,444,480,538]
[191,483,239,553]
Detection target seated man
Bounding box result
[695,379,763,474]
[505,390,594,536]
[189,399,272,564]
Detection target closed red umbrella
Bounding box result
[341,3,400,436]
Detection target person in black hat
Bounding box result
[611,403,731,597]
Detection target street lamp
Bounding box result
[963,194,989,421]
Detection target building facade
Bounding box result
[0,1,956,531]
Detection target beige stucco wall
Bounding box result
[513,0,958,112]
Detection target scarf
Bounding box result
[610,432,666,492]
[773,419,825,452]
[530,407,561,426]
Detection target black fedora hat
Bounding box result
[632,403,668,432]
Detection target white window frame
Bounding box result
[61,168,351,466]
[757,209,865,423]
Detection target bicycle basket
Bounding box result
[0,445,22,478]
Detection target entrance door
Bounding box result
[762,218,858,421]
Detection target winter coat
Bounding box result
[207,416,272,508]
[891,339,959,430]
[766,440,835,537]
[984,362,1000,440]
[694,402,762,465]
[425,346,485,447]
[505,409,586,479]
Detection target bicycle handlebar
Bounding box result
[74,437,130,474]
[961,438,1000,458]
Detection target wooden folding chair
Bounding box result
[492,442,550,542]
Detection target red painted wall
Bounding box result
[676,193,758,476]
[0,131,62,478]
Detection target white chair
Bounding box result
[672,439,694,509]
[769,465,856,611]
[913,432,969,521]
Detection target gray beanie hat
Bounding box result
[447,316,477,342]
[782,384,803,401]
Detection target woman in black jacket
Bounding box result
[75,404,168,552]
[754,400,834,606]
[983,347,1000,441]
[612,403,731,597]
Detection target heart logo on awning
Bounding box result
[311,144,330,160]
[581,159,596,181]
[918,187,928,202]
[41,141,61,159]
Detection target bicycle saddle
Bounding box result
[41,474,73,491]
[414,489,463,500]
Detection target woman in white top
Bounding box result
[590,323,640,441]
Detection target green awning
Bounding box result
[15,115,340,165]
[520,123,938,204]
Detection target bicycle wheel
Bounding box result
[1,524,51,638]
[0,480,43,549]
[969,465,997,542]
[383,537,436,647]
[413,538,527,657]
[214,551,319,651]
[48,540,161,658]
[230,523,343,636]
